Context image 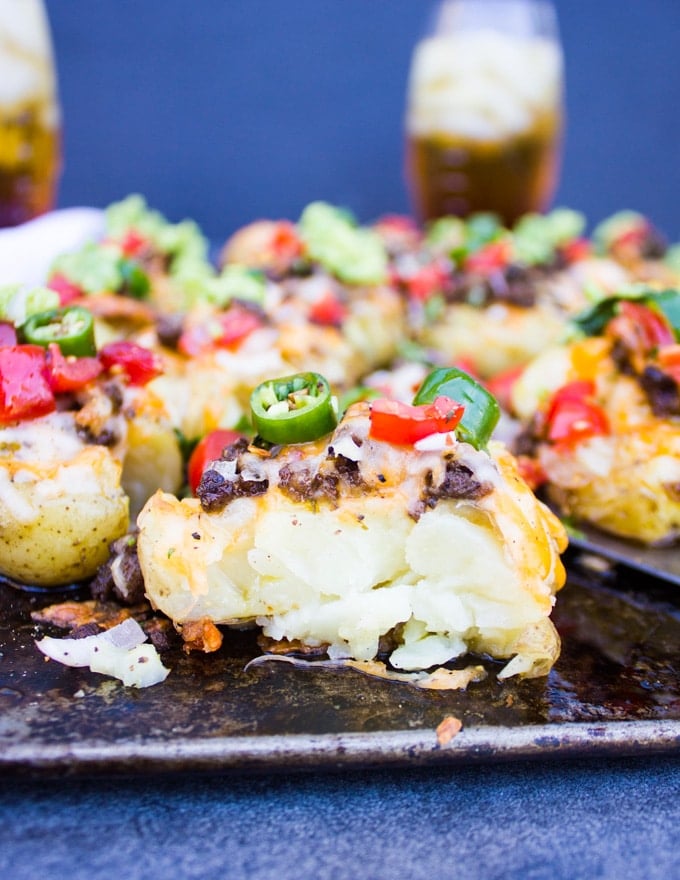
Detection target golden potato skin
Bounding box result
[0,446,129,586]
[419,302,566,380]
[511,338,680,545]
[137,406,567,679]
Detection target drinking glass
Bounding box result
[404,0,564,225]
[0,0,61,227]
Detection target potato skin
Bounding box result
[511,339,680,545]
[137,409,567,678]
[0,446,129,586]
[541,427,680,545]
[419,302,566,379]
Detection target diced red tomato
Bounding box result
[177,322,215,358]
[0,345,55,423]
[559,237,592,264]
[463,240,512,275]
[657,344,680,383]
[404,261,449,302]
[372,214,421,249]
[620,300,674,351]
[0,322,17,347]
[369,395,464,445]
[374,214,419,236]
[117,229,150,258]
[187,428,245,495]
[545,380,609,446]
[216,307,263,348]
[309,291,347,326]
[99,340,163,386]
[179,307,263,357]
[47,272,85,306]
[609,223,650,261]
[270,221,304,261]
[485,365,524,412]
[44,343,103,393]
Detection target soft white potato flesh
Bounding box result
[0,434,129,586]
[0,378,183,586]
[138,409,567,678]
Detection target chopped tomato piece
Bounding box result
[99,340,163,386]
[545,380,609,446]
[187,428,246,495]
[0,322,17,347]
[179,307,263,356]
[657,344,680,383]
[177,322,215,358]
[0,345,55,423]
[369,395,464,445]
[116,229,150,258]
[270,221,304,261]
[463,240,512,275]
[404,262,449,302]
[374,214,419,236]
[373,214,420,249]
[47,272,85,306]
[620,300,674,351]
[559,237,592,264]
[216,307,263,348]
[609,223,651,261]
[485,365,524,412]
[309,291,347,326]
[45,343,103,393]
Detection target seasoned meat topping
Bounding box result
[77,424,120,447]
[90,534,145,605]
[278,452,364,505]
[197,467,269,513]
[640,365,680,417]
[155,312,185,349]
[420,459,492,512]
[277,463,339,505]
[448,264,541,309]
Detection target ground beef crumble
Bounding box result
[197,468,269,512]
[278,453,364,506]
[640,365,680,417]
[420,459,492,514]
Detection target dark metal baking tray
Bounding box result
[570,526,680,586]
[2,551,680,778]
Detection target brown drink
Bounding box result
[0,0,61,227]
[405,2,564,225]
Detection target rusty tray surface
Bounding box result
[2,550,680,778]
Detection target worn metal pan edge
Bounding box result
[2,719,680,778]
[568,525,680,586]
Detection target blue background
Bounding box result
[46,1,680,242]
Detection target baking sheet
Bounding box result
[2,552,680,778]
[570,526,680,586]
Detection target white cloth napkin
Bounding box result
[0,208,105,286]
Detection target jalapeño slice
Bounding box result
[21,305,97,357]
[250,372,338,445]
[413,367,500,449]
